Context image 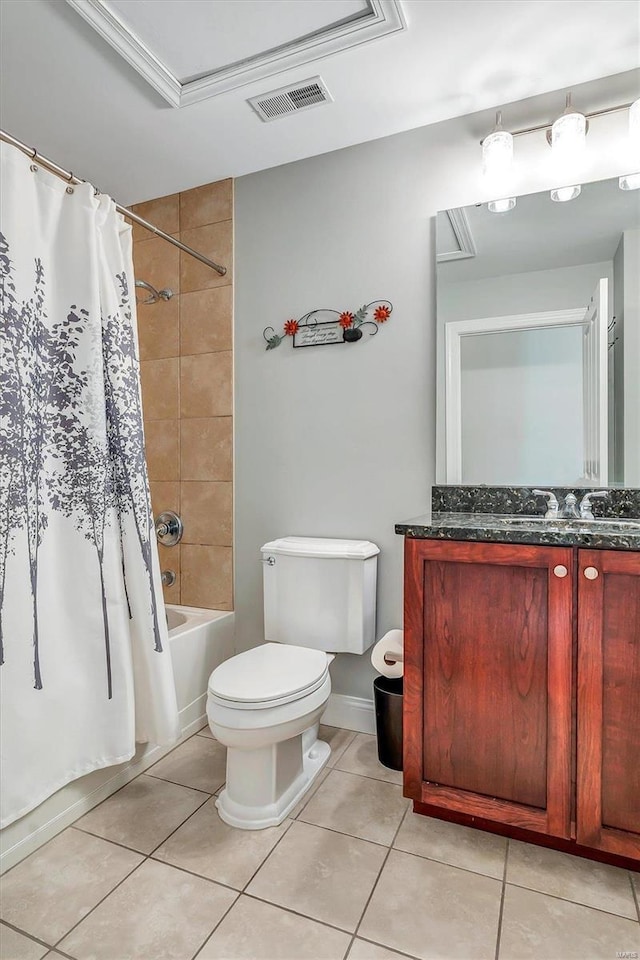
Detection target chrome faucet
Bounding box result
[559,493,580,519]
[579,490,609,520]
[533,489,559,519]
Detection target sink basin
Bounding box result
[493,516,640,533]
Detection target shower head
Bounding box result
[135,279,174,304]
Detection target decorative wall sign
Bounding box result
[263,301,393,351]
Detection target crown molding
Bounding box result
[66,0,407,109]
[437,208,477,263]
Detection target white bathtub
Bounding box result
[166,604,235,733]
[1,604,235,873]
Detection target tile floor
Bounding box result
[1,725,639,960]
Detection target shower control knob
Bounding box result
[155,511,183,546]
[161,570,176,587]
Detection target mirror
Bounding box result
[436,177,640,487]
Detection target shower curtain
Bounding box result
[0,142,179,828]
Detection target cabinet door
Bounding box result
[404,539,573,838]
[577,549,640,860]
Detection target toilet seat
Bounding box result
[208,642,329,710]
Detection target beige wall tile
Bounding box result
[137,181,234,606]
[180,287,232,356]
[158,543,180,604]
[180,179,232,231]
[180,352,232,418]
[132,194,180,241]
[149,481,180,518]
[133,236,180,296]
[181,417,232,481]
[181,545,232,609]
[137,296,179,361]
[145,419,178,481]
[141,358,179,420]
[180,222,232,293]
[181,482,232,545]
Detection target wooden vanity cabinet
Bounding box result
[403,538,640,865]
[576,549,640,860]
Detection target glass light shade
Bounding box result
[482,129,514,181]
[619,173,640,190]
[551,111,586,164]
[488,197,516,213]
[550,185,581,202]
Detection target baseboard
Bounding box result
[323,694,375,735]
[0,712,206,874]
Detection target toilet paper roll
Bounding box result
[371,629,404,679]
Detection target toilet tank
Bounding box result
[262,537,379,654]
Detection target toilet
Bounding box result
[207,536,379,829]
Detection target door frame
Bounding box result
[444,306,596,483]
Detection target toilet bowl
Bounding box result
[207,536,379,830]
[207,643,332,829]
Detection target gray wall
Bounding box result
[438,261,614,323]
[460,326,584,486]
[437,259,614,486]
[233,131,438,699]
[622,230,640,484]
[233,82,635,701]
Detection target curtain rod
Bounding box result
[0,128,227,277]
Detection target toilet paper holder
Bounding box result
[383,650,404,665]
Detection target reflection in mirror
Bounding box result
[436,177,640,487]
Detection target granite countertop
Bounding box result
[395,512,640,552]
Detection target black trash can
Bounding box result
[373,676,403,770]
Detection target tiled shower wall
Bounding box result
[131,181,233,610]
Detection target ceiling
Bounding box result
[105,0,372,83]
[438,176,640,281]
[1,0,639,204]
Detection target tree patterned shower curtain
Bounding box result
[0,142,179,828]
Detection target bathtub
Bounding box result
[1,604,235,873]
[166,604,235,733]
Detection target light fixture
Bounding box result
[488,197,516,213]
[551,93,587,165]
[619,98,640,190]
[550,185,581,202]
[482,111,513,185]
[478,95,637,199]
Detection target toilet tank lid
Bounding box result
[261,537,380,560]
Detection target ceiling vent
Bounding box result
[248,77,333,122]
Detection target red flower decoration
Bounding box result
[374,305,391,323]
[339,311,354,329]
[284,319,299,336]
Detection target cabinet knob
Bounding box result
[584,566,599,580]
[553,565,568,578]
